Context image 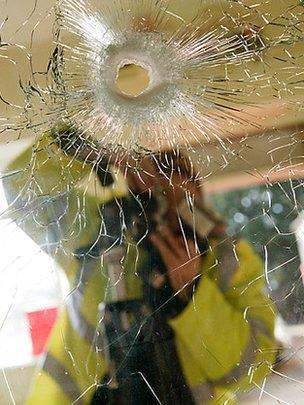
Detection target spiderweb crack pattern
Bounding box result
[0,1,303,404]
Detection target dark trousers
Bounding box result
[91,301,195,405]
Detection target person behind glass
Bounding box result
[52,130,276,405]
[55,129,206,404]
[91,151,226,405]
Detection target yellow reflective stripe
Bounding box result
[43,310,107,402]
[43,354,85,404]
[216,337,257,386]
[216,237,238,291]
[67,293,98,344]
[191,381,215,403]
[249,316,273,338]
[206,386,237,405]
[191,383,237,405]
[66,257,102,344]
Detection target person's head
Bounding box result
[126,150,202,232]
[150,151,225,237]
[154,150,201,207]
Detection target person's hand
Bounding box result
[150,227,202,301]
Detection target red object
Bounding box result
[27,308,58,356]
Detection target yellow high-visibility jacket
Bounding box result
[5,136,276,404]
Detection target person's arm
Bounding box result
[149,227,202,301]
[218,238,276,336]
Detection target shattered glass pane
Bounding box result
[0,0,303,404]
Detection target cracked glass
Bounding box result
[0,1,303,404]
